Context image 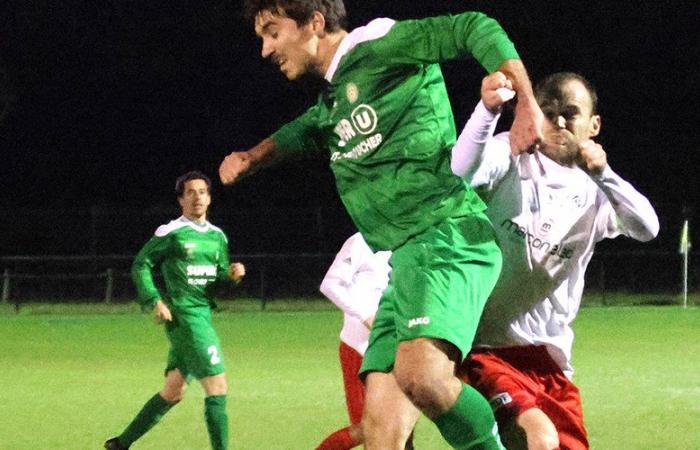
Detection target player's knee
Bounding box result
[394,369,452,416]
[361,405,385,437]
[159,387,185,404]
[517,408,559,450]
[361,413,406,448]
[526,429,559,450]
[201,374,228,396]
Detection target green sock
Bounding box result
[205,395,229,450]
[432,384,505,450]
[118,393,174,446]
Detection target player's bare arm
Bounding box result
[154,300,172,323]
[497,59,545,155]
[219,138,280,185]
[577,139,607,176]
[228,262,246,283]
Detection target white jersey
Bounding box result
[452,101,659,377]
[320,233,392,356]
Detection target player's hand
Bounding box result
[229,262,246,282]
[510,95,545,156]
[154,300,172,323]
[362,315,375,330]
[219,151,251,185]
[577,139,607,176]
[481,71,514,113]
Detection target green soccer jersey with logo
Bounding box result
[132,216,231,311]
[272,12,520,250]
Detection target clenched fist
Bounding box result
[219,152,250,185]
[481,71,514,113]
[577,140,607,175]
[229,262,246,282]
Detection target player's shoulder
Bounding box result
[207,223,229,243]
[154,217,190,237]
[344,18,396,53]
[153,217,227,242]
[355,18,396,40]
[344,232,372,252]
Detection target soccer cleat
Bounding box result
[104,437,129,450]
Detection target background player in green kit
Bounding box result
[105,171,245,450]
[219,2,545,448]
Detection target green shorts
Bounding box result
[164,306,225,381]
[360,213,502,376]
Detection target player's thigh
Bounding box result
[362,372,420,438]
[391,214,502,359]
[394,337,460,382]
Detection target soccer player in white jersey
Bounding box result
[450,72,659,449]
[316,232,404,449]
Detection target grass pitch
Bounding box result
[0,302,698,449]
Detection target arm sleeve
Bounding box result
[319,236,377,322]
[592,166,660,242]
[217,233,231,282]
[373,12,519,72]
[216,233,231,281]
[451,100,501,181]
[131,235,169,310]
[205,233,235,299]
[270,104,323,158]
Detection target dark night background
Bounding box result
[1,0,699,257]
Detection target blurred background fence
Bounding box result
[1,250,696,308]
[1,206,695,308]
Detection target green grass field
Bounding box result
[0,302,698,449]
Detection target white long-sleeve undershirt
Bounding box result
[451,100,660,376]
[320,233,391,355]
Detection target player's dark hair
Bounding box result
[535,72,598,114]
[244,0,347,32]
[175,171,212,197]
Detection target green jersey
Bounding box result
[272,12,519,250]
[132,216,231,310]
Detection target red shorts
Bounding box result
[458,345,588,450]
[339,342,365,425]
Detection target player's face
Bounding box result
[540,79,601,163]
[178,179,211,221]
[254,10,319,80]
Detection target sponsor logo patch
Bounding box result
[407,316,430,328]
[489,392,513,410]
[346,82,359,103]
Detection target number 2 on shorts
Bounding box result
[207,345,221,365]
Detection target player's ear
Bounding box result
[310,10,326,36]
[588,114,601,138]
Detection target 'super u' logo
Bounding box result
[351,104,378,135]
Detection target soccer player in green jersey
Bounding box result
[105,171,245,450]
[219,2,544,448]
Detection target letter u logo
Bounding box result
[351,104,378,135]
